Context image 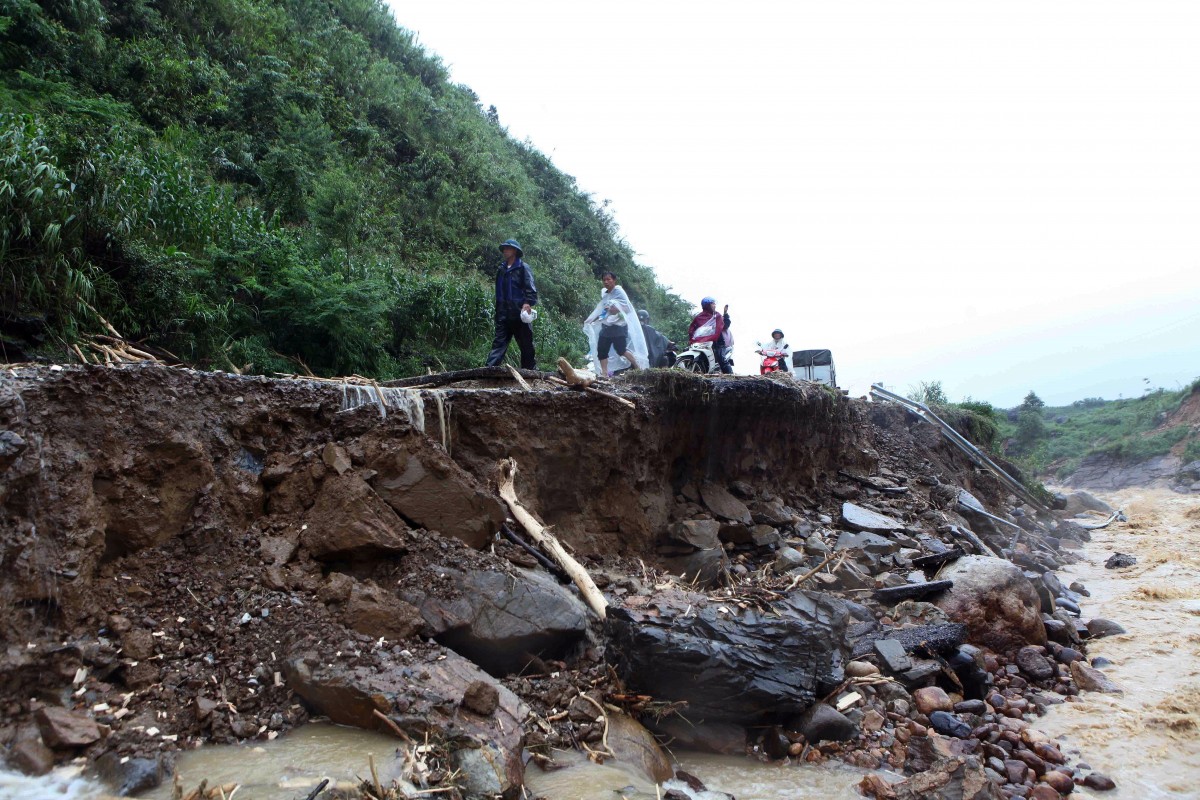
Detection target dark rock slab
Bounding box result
[700,484,753,525]
[412,566,588,675]
[929,710,972,739]
[667,520,721,549]
[912,548,965,570]
[607,588,851,724]
[852,623,968,659]
[841,502,904,534]
[874,580,953,605]
[791,703,858,743]
[873,638,913,673]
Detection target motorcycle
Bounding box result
[674,340,723,374]
[756,344,790,375]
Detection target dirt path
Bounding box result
[1039,488,1200,799]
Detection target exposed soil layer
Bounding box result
[0,364,1098,798]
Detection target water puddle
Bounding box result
[1038,488,1200,799]
[523,749,866,799]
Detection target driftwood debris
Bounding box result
[497,458,608,619]
[554,357,636,408]
[947,524,999,558]
[872,579,953,605]
[911,547,965,571]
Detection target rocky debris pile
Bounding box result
[0,365,1132,798]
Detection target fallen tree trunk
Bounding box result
[496,458,608,619]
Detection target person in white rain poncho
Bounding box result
[584,271,648,375]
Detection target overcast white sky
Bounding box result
[387,0,1200,406]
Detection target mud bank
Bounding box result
[0,364,1127,798]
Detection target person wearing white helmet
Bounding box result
[756,328,791,373]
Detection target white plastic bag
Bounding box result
[520,307,538,324]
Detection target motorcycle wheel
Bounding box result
[675,355,706,374]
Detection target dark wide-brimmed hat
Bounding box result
[499,239,523,256]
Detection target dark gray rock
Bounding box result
[1086,618,1127,639]
[1055,597,1081,615]
[751,524,782,548]
[773,546,807,573]
[1105,552,1136,569]
[792,703,858,743]
[701,484,753,525]
[667,519,721,549]
[929,710,972,739]
[96,752,166,796]
[874,638,913,673]
[835,530,900,555]
[954,699,986,715]
[1015,646,1055,681]
[608,588,851,724]
[660,547,728,588]
[841,502,904,533]
[413,566,588,675]
[852,623,968,659]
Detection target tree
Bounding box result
[908,380,948,407]
[1020,391,1045,412]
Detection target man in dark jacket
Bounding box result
[486,238,538,369]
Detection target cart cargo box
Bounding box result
[791,349,836,387]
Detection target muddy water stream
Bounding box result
[129,724,867,799]
[1039,488,1200,799]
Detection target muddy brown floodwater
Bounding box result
[1039,487,1200,800]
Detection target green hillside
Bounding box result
[911,380,1200,482]
[0,0,692,376]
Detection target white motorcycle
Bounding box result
[674,340,724,374]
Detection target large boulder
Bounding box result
[412,566,589,675]
[606,588,851,724]
[301,474,409,559]
[367,441,505,549]
[934,556,1046,653]
[285,648,527,799]
[1062,491,1114,517]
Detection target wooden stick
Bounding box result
[545,375,636,409]
[497,459,608,618]
[71,343,89,364]
[372,708,413,742]
[784,551,841,592]
[81,299,122,338]
[369,754,383,799]
[506,364,532,391]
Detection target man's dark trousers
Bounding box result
[486,312,536,369]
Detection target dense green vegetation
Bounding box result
[0,0,692,376]
[910,379,1200,481]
